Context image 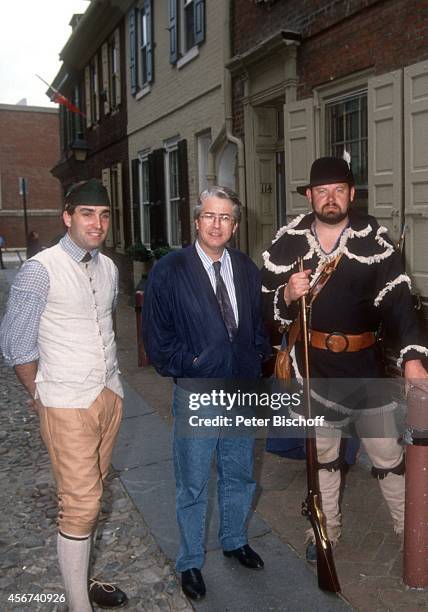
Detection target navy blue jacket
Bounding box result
[142,245,269,379]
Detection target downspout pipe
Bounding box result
[207,0,248,253]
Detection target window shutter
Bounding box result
[59,105,65,152]
[148,149,167,247]
[404,60,428,298]
[84,65,92,128]
[101,42,110,115]
[168,0,178,64]
[194,0,205,46]
[145,0,154,83]
[368,71,402,242]
[94,56,100,123]
[178,139,191,247]
[129,8,138,94]
[115,28,122,105]
[74,84,83,136]
[102,168,114,247]
[131,158,141,244]
[284,98,315,218]
[116,162,124,249]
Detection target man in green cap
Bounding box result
[0,179,128,611]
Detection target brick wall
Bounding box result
[232,0,428,92]
[298,0,428,98]
[231,0,428,135]
[0,105,63,248]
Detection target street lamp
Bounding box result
[70,133,90,162]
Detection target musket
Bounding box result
[396,221,407,254]
[298,257,341,593]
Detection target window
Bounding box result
[183,0,195,52]
[101,30,121,117]
[85,56,100,127]
[165,146,181,247]
[140,7,149,85]
[169,0,205,64]
[139,155,151,245]
[90,57,99,124]
[59,85,83,154]
[325,90,368,187]
[73,84,83,136]
[102,164,124,250]
[129,1,153,95]
[109,31,121,108]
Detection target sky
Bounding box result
[0,1,91,108]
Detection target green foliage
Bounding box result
[152,245,175,260]
[125,242,154,262]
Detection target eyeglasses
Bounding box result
[199,213,234,224]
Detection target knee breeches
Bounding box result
[39,388,122,537]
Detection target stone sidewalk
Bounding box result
[1,258,428,611]
[0,267,191,612]
[115,293,428,612]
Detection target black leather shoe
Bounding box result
[223,544,264,569]
[181,568,206,600]
[305,541,317,564]
[88,579,128,608]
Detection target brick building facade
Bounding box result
[51,1,134,292]
[0,104,63,250]
[229,0,428,315]
[126,0,241,254]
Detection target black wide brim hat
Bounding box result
[296,156,355,195]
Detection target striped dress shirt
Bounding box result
[195,240,239,325]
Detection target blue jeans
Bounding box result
[172,385,256,572]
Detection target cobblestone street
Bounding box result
[0,270,191,612]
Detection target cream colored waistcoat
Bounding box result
[32,244,123,408]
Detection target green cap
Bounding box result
[64,178,110,209]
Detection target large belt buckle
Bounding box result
[325,332,349,353]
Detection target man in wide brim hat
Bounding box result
[262,153,428,568]
[296,156,355,195]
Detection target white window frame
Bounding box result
[90,55,99,125]
[325,90,368,187]
[164,138,181,248]
[140,6,149,86]
[109,36,119,109]
[111,163,125,252]
[176,0,200,68]
[315,70,372,192]
[181,0,196,54]
[138,150,151,246]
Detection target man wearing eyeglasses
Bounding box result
[142,186,269,601]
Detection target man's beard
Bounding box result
[313,204,349,225]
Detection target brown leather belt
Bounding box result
[299,330,376,353]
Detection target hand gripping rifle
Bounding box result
[298,257,341,593]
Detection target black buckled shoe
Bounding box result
[181,568,206,600]
[223,544,264,569]
[88,579,128,609]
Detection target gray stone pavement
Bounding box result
[1,260,428,611]
[114,293,428,612]
[0,267,191,612]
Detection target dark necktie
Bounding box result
[212,260,237,341]
[81,252,92,263]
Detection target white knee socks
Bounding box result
[57,532,92,612]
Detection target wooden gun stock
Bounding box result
[298,257,341,593]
